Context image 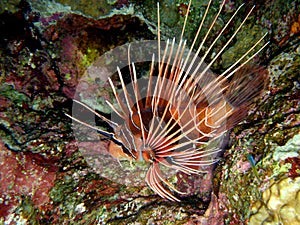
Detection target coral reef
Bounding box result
[218,42,300,224]
[0,0,299,224]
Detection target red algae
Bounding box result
[0,139,57,219]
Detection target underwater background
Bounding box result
[0,0,299,224]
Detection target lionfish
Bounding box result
[66,0,268,201]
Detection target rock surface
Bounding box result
[0,0,299,224]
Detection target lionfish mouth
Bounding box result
[66,0,269,201]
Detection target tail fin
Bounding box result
[225,64,268,129]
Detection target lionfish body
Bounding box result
[67,0,268,201]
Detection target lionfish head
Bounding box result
[66,0,269,201]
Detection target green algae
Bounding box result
[221,24,268,68]
[81,48,100,68]
[0,0,22,14]
[138,0,179,26]
[0,83,68,154]
[0,84,30,107]
[50,0,113,18]
[12,196,39,225]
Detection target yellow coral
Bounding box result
[249,177,300,225]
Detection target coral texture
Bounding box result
[249,177,300,225]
